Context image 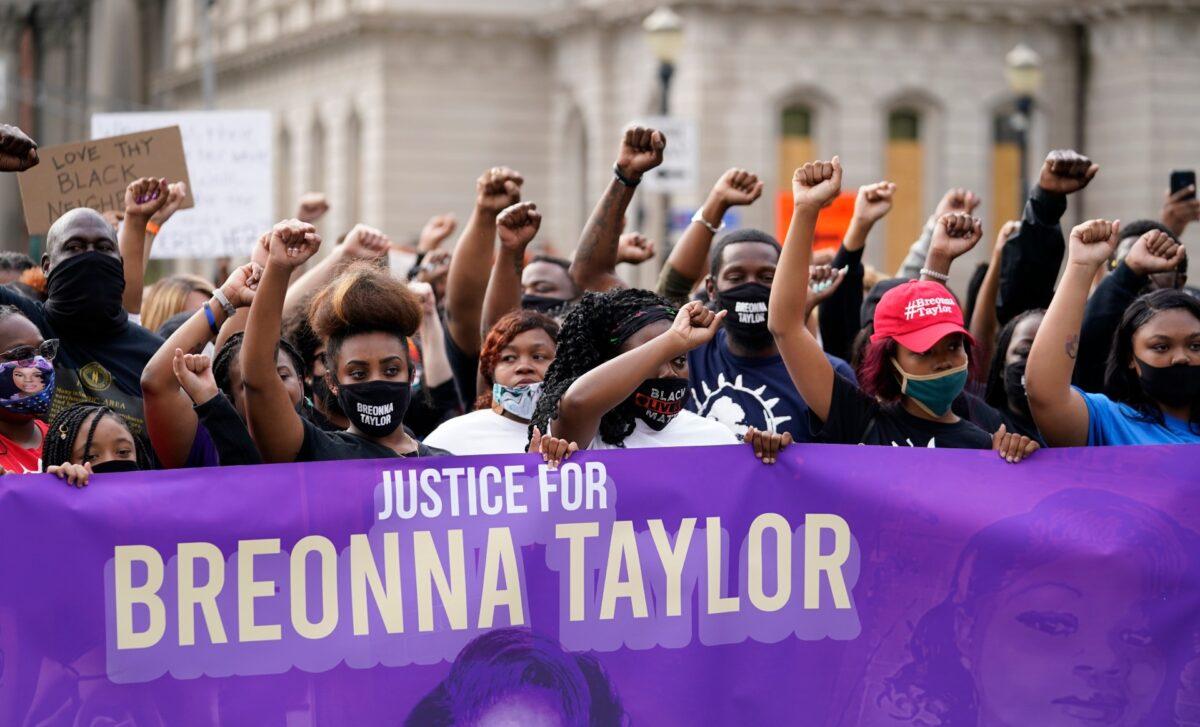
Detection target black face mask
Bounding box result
[44,251,127,338]
[1136,358,1200,408]
[91,459,140,474]
[628,377,690,431]
[522,294,569,316]
[336,380,411,438]
[311,375,345,418]
[1003,361,1030,417]
[715,283,773,350]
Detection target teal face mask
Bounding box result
[891,359,968,417]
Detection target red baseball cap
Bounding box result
[870,280,974,353]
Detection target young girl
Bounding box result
[531,287,790,462]
[0,306,54,474]
[769,157,1037,460]
[1026,220,1199,445]
[42,403,156,487]
[242,220,448,461]
[424,309,558,455]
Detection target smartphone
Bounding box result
[1171,169,1196,200]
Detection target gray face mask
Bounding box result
[493,382,542,421]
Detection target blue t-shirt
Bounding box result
[687,329,856,442]
[1078,388,1200,446]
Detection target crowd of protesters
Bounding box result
[0,117,1195,487]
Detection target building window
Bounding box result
[310,116,326,200]
[884,108,924,274]
[991,110,1022,243]
[347,111,362,226]
[777,105,814,190]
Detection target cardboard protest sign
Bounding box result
[16,126,193,235]
[92,111,273,259]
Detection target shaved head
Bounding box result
[42,208,121,274]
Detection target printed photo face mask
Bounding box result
[493,382,542,421]
[0,355,55,417]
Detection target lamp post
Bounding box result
[643,7,683,263]
[1006,43,1043,203]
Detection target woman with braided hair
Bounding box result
[41,402,155,487]
[530,287,791,462]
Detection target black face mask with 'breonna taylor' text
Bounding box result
[335,380,411,438]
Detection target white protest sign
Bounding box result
[635,116,697,194]
[91,111,272,259]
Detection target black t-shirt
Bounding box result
[297,417,451,462]
[443,321,480,409]
[0,286,162,437]
[811,374,993,449]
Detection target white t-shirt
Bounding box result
[423,409,532,455]
[587,410,738,450]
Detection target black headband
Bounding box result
[608,305,677,346]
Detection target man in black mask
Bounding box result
[0,208,163,436]
[686,229,857,442]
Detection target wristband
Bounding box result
[203,302,220,336]
[920,268,950,283]
[211,287,237,318]
[690,210,725,235]
[145,220,161,235]
[613,164,641,188]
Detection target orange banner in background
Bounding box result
[775,190,856,253]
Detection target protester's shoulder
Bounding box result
[1073,386,1138,423]
[825,353,857,382]
[0,285,46,322]
[424,409,495,445]
[416,443,454,457]
[674,409,739,445]
[299,416,393,461]
[124,320,166,348]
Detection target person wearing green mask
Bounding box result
[768,156,1038,461]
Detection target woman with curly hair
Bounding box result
[241,220,449,462]
[424,309,558,455]
[530,287,789,461]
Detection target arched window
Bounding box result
[346,111,362,225]
[778,105,815,191]
[991,108,1023,242]
[309,116,326,198]
[276,126,291,219]
[884,108,924,273]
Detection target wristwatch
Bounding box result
[211,287,237,318]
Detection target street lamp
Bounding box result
[1005,43,1043,202]
[643,6,683,115]
[643,7,683,266]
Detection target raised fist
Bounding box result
[149,181,188,227]
[1067,219,1121,269]
[342,224,390,261]
[1038,150,1099,196]
[792,157,842,210]
[0,124,38,172]
[418,213,457,253]
[711,168,764,208]
[171,349,219,407]
[668,300,725,354]
[476,167,524,214]
[992,219,1021,260]
[1161,185,1200,238]
[1124,229,1185,276]
[497,202,542,253]
[124,177,170,219]
[267,219,322,269]
[617,232,656,265]
[930,213,983,260]
[408,281,438,319]
[853,181,896,224]
[219,261,263,308]
[296,193,330,224]
[934,188,981,218]
[616,125,666,180]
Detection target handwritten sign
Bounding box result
[91,111,273,259]
[16,126,193,235]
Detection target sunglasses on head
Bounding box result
[0,339,59,365]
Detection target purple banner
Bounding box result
[1,444,1198,726]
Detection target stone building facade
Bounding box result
[3,0,1199,285]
